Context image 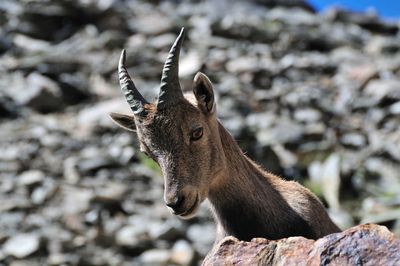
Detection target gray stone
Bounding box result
[170,240,195,266]
[389,101,400,115]
[267,7,318,26]
[139,249,171,265]
[187,223,215,256]
[149,221,183,241]
[364,79,400,104]
[282,86,323,107]
[340,133,366,148]
[327,9,398,35]
[13,34,51,53]
[0,175,14,193]
[361,197,400,225]
[179,50,202,77]
[256,120,304,145]
[320,153,341,211]
[327,208,354,230]
[148,33,176,49]
[293,108,321,123]
[77,98,131,133]
[18,170,45,186]
[366,36,400,54]
[31,180,57,205]
[226,56,259,73]
[115,225,150,248]
[77,156,118,173]
[3,233,41,258]
[364,158,400,193]
[0,93,18,118]
[129,12,173,35]
[12,73,64,113]
[382,136,400,162]
[62,187,94,214]
[245,112,275,131]
[309,153,341,211]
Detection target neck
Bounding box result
[210,121,276,191]
[207,122,314,241]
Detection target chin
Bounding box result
[174,197,202,220]
[178,206,199,220]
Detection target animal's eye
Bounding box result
[190,127,203,141]
[142,149,150,157]
[140,145,152,157]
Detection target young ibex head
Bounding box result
[110,28,226,219]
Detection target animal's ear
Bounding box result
[108,112,136,132]
[193,72,215,114]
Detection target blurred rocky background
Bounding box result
[0,0,399,265]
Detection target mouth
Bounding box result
[177,194,199,219]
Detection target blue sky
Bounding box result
[308,0,400,20]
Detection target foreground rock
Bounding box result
[203,224,400,265]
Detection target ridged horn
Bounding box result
[157,27,185,109]
[118,49,148,116]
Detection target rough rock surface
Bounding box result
[203,224,400,266]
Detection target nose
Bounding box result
[165,194,185,212]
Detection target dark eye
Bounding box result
[190,127,203,141]
[140,144,152,158]
[142,149,150,157]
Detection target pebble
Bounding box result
[364,79,400,103]
[11,73,64,113]
[3,234,41,258]
[187,223,215,256]
[115,225,150,248]
[139,249,171,265]
[130,12,173,35]
[77,156,119,174]
[170,240,196,266]
[18,170,45,186]
[320,153,341,211]
[389,101,400,115]
[179,50,202,77]
[31,180,57,205]
[256,120,304,146]
[62,187,94,214]
[293,108,322,123]
[149,221,184,241]
[226,56,259,73]
[340,133,366,148]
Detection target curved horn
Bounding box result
[157,27,185,109]
[119,49,148,116]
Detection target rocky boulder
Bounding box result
[203,224,400,265]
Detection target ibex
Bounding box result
[110,28,340,244]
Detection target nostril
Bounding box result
[176,195,185,208]
[166,195,185,210]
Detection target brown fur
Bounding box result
[209,123,340,242]
[110,72,341,246]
